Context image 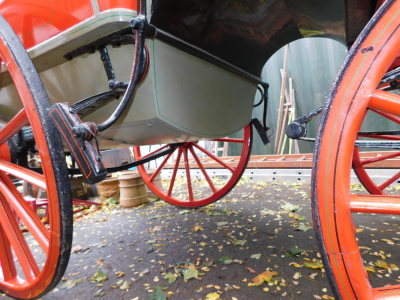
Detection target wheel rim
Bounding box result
[0,17,72,299]
[134,124,252,207]
[312,1,400,299]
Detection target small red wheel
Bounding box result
[353,149,400,195]
[313,1,400,299]
[134,124,252,207]
[0,16,72,299]
[352,70,400,194]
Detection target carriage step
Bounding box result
[49,102,107,184]
[251,118,270,145]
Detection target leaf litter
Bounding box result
[26,180,364,300]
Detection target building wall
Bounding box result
[251,37,347,155]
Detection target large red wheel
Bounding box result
[0,16,72,299]
[312,1,400,299]
[134,125,252,207]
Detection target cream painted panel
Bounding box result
[152,39,257,138]
[40,44,157,124]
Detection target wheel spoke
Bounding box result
[0,224,17,281]
[378,171,400,190]
[369,89,400,115]
[359,151,400,165]
[358,134,400,140]
[192,143,235,172]
[0,159,46,190]
[167,148,183,197]
[149,151,174,182]
[373,285,400,299]
[211,137,244,143]
[369,108,400,124]
[0,194,40,282]
[350,194,400,214]
[183,147,194,201]
[137,144,170,160]
[188,146,217,193]
[0,174,49,253]
[0,109,28,145]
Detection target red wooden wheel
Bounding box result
[0,17,72,299]
[352,74,400,194]
[134,124,252,207]
[353,150,400,195]
[313,1,400,299]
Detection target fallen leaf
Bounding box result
[164,273,177,284]
[61,279,81,289]
[234,239,246,246]
[304,261,324,269]
[296,223,313,232]
[293,272,302,279]
[119,280,130,290]
[149,285,167,300]
[115,271,125,278]
[281,202,300,212]
[291,214,307,221]
[206,292,220,300]
[249,270,278,286]
[365,266,375,273]
[91,270,108,283]
[381,239,395,245]
[219,256,233,265]
[151,226,164,232]
[286,248,305,257]
[260,209,277,215]
[192,225,204,232]
[216,222,228,227]
[183,268,199,280]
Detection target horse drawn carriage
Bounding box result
[0,0,398,299]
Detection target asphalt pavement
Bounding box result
[3,180,400,300]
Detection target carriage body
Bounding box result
[0,0,376,148]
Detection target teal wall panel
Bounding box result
[251,37,347,155]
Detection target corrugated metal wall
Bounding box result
[251,37,347,155]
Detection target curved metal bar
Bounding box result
[96,0,147,132]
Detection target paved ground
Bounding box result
[4,180,400,300]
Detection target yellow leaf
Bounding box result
[374,260,390,269]
[289,262,303,268]
[304,261,324,269]
[205,292,220,300]
[293,272,301,279]
[381,239,395,245]
[365,266,375,273]
[251,270,278,286]
[192,225,204,232]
